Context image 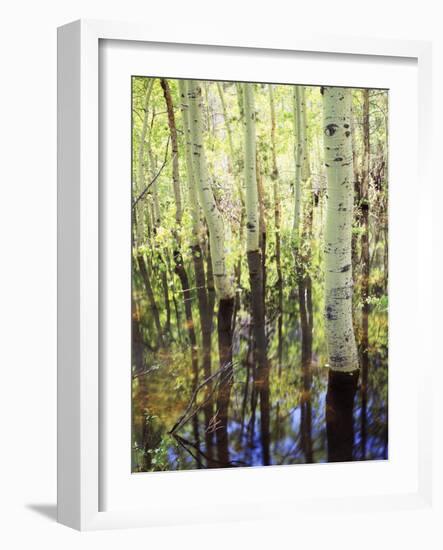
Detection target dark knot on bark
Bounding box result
[325,124,339,137]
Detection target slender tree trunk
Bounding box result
[243,83,266,373]
[256,153,267,308]
[161,80,203,448]
[178,79,201,242]
[217,82,245,316]
[269,85,281,278]
[135,79,154,247]
[322,87,359,372]
[301,87,313,238]
[243,83,270,464]
[360,89,371,458]
[293,86,304,242]
[187,80,234,300]
[269,85,283,375]
[236,82,244,120]
[179,79,215,464]
[147,141,161,228]
[160,79,183,225]
[244,84,259,253]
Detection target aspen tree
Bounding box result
[178,79,201,243]
[187,80,233,300]
[293,86,303,241]
[160,79,183,225]
[179,79,215,464]
[322,86,359,372]
[269,84,283,373]
[243,83,259,253]
[244,82,269,464]
[301,86,313,237]
[268,84,281,246]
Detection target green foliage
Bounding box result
[131,77,389,470]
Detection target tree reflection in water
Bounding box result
[132,252,388,471]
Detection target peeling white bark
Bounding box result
[187,80,233,300]
[322,87,359,372]
[243,83,259,253]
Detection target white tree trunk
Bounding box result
[301,87,311,184]
[268,84,281,237]
[292,86,303,240]
[178,79,201,245]
[243,83,259,253]
[322,87,359,372]
[187,80,233,300]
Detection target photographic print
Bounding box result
[131,78,388,472]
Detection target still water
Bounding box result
[132,251,388,472]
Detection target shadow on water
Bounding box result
[132,244,388,471]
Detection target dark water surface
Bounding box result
[132,250,388,472]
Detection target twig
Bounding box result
[173,433,248,468]
[169,361,238,434]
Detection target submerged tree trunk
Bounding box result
[215,297,235,465]
[162,80,202,448]
[179,78,215,464]
[243,83,270,465]
[217,82,244,328]
[360,89,371,458]
[326,370,359,462]
[322,87,359,372]
[269,85,283,374]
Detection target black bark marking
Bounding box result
[325,124,339,137]
[326,305,337,321]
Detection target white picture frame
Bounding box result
[57,19,434,531]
